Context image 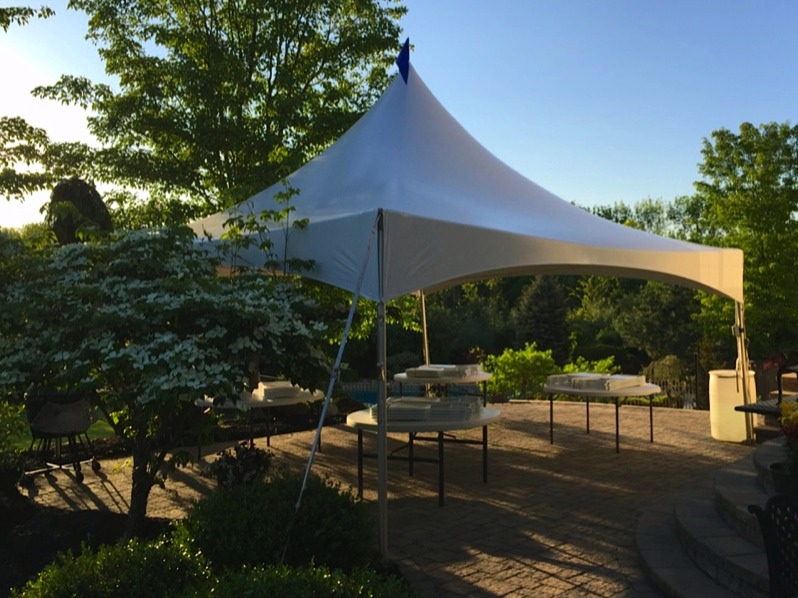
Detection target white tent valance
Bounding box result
[192,63,743,304]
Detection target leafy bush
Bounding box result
[191,564,414,597]
[0,400,26,500]
[562,356,619,375]
[484,343,561,400]
[207,441,272,488]
[177,469,375,572]
[0,400,25,453]
[642,354,685,382]
[13,536,211,598]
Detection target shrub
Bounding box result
[13,536,210,598]
[0,400,25,452]
[562,355,619,375]
[177,469,375,572]
[642,354,685,382]
[1,400,27,506]
[190,564,414,597]
[207,441,272,488]
[484,343,561,400]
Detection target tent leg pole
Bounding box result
[377,299,388,560]
[421,290,430,365]
[734,301,753,443]
[374,208,389,561]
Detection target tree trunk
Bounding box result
[123,440,157,541]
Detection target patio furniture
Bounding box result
[544,374,661,453]
[748,493,798,597]
[22,392,100,484]
[196,381,323,451]
[346,404,501,506]
[735,364,798,419]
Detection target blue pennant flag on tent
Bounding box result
[396,38,409,83]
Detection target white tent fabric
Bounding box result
[191,64,743,304]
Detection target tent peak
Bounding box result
[396,38,410,83]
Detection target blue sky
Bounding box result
[2,1,797,228]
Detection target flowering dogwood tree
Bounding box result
[0,225,327,538]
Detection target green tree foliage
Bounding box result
[0,5,54,32]
[687,121,798,356]
[0,226,327,538]
[483,343,561,400]
[45,177,113,244]
[425,281,515,364]
[567,276,646,372]
[589,197,672,236]
[615,282,700,361]
[0,117,57,201]
[26,0,406,218]
[568,202,704,371]
[561,355,619,375]
[667,194,710,243]
[511,276,570,364]
[1,7,72,203]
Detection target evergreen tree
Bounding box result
[512,276,570,365]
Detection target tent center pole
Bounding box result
[376,210,389,560]
[377,299,388,559]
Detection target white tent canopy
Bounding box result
[191,58,747,558]
[192,63,743,304]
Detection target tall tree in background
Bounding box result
[687,122,798,358]
[567,276,640,371]
[425,282,515,364]
[512,276,570,365]
[590,197,672,236]
[615,282,700,362]
[25,0,405,223]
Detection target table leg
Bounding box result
[586,399,590,434]
[438,431,445,507]
[549,395,554,444]
[357,430,363,498]
[615,397,620,453]
[408,433,415,476]
[649,397,654,442]
[482,424,488,483]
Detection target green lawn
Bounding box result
[9,417,116,451]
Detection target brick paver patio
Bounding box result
[22,401,754,597]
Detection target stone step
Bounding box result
[674,486,768,597]
[713,458,768,547]
[636,504,741,598]
[752,437,784,494]
[754,424,781,444]
[636,443,779,598]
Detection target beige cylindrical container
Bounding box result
[708,370,755,442]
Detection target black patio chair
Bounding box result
[22,391,100,484]
[748,493,798,597]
